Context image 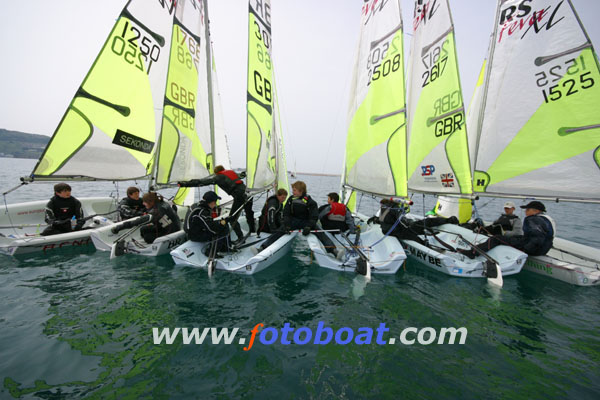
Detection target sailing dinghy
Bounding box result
[90,0,232,258]
[399,0,528,285]
[0,0,176,257]
[468,0,600,286]
[171,0,297,274]
[307,0,408,276]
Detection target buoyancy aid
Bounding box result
[494,213,519,231]
[218,170,242,184]
[327,202,347,222]
[290,196,310,219]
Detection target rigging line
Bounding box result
[320,56,353,177]
[272,60,295,179]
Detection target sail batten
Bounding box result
[471,0,600,202]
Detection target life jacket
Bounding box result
[217,170,242,184]
[327,202,347,222]
[539,214,556,238]
[495,213,519,231]
[290,195,310,219]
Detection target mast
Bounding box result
[203,0,216,174]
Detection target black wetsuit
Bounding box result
[179,171,255,236]
[259,194,318,250]
[471,213,554,256]
[41,195,84,236]
[118,196,145,220]
[184,200,229,247]
[120,200,181,244]
[257,195,284,234]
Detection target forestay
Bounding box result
[344,0,407,199]
[406,0,472,196]
[246,0,287,192]
[28,0,175,182]
[471,0,600,202]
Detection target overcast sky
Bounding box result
[1,0,599,174]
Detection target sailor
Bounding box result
[460,201,554,258]
[111,192,181,244]
[318,192,356,233]
[257,188,288,234]
[178,165,255,243]
[185,191,230,254]
[369,199,457,242]
[254,181,318,253]
[485,201,523,236]
[117,186,145,221]
[311,192,356,259]
[41,183,85,236]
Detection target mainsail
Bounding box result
[343,0,407,199]
[155,0,214,189]
[406,0,472,196]
[28,0,176,181]
[471,0,600,202]
[246,0,287,192]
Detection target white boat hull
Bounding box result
[0,197,117,256]
[400,218,527,279]
[90,220,187,257]
[171,219,298,275]
[524,238,600,286]
[306,226,406,274]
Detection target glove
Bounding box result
[367,216,377,224]
[239,171,247,178]
[111,226,121,234]
[302,226,311,236]
[220,219,227,226]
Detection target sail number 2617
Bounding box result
[535,55,595,103]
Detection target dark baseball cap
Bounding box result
[520,201,545,212]
[203,191,221,202]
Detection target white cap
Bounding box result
[503,201,516,209]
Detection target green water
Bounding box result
[1,160,600,399]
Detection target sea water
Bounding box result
[0,157,599,399]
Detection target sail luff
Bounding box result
[203,0,216,175]
[470,2,502,181]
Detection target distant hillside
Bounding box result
[0,129,49,159]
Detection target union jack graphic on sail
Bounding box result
[441,173,454,187]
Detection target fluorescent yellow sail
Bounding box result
[31,2,175,181]
[406,0,472,195]
[344,1,407,199]
[246,0,284,192]
[156,5,212,186]
[472,0,600,201]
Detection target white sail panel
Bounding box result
[31,0,175,181]
[344,0,407,198]
[406,0,472,195]
[472,0,600,201]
